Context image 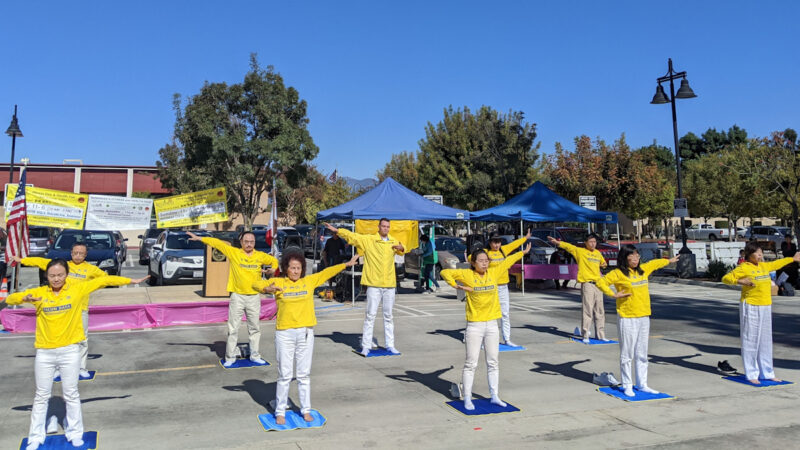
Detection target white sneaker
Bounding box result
[623,386,635,397]
[360,347,370,357]
[79,369,91,378]
[26,441,41,450]
[504,341,518,347]
[47,415,59,433]
[386,347,400,355]
[70,438,84,447]
[638,385,660,394]
[249,356,266,365]
[606,372,620,385]
[223,359,235,368]
[582,338,590,344]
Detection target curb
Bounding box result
[650,276,739,291]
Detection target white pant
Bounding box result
[740,302,775,380]
[275,327,314,415]
[362,287,395,349]
[619,316,650,389]
[29,344,83,445]
[497,284,511,343]
[226,293,262,360]
[79,309,89,371]
[462,320,500,400]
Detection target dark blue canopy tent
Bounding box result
[317,177,469,221]
[470,181,617,223]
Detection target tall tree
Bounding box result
[376,151,420,191]
[415,106,539,210]
[678,125,748,162]
[156,54,318,229]
[284,165,357,224]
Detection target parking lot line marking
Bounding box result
[97,364,217,376]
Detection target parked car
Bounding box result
[112,231,128,263]
[404,236,468,279]
[745,226,792,252]
[234,229,304,269]
[685,223,730,241]
[43,230,122,284]
[235,224,269,233]
[307,223,354,258]
[29,226,58,257]
[735,227,748,238]
[148,230,208,285]
[530,228,619,266]
[138,228,164,265]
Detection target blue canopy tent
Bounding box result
[470,181,619,295]
[317,177,469,303]
[317,177,469,221]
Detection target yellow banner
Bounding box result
[154,187,229,228]
[5,185,87,229]
[355,219,419,252]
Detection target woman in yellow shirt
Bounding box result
[4,259,147,450]
[441,243,531,411]
[485,229,530,347]
[597,245,679,397]
[255,251,359,425]
[721,241,800,384]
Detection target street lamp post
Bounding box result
[651,58,697,277]
[6,105,23,185]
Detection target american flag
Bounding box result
[264,179,277,255]
[328,169,337,183]
[6,169,29,265]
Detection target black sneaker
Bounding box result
[717,360,736,373]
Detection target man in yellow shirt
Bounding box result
[325,219,405,356]
[722,242,800,383]
[187,231,279,367]
[548,233,608,343]
[15,242,110,378]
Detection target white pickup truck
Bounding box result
[685,223,730,241]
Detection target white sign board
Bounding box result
[674,198,688,218]
[85,195,153,230]
[424,194,443,205]
[579,195,597,211]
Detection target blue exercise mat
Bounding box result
[598,386,674,402]
[219,358,269,369]
[258,410,326,431]
[54,371,96,383]
[498,343,526,352]
[446,398,520,415]
[571,337,618,345]
[723,375,793,387]
[352,347,401,357]
[20,431,97,450]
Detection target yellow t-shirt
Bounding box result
[5,276,131,348]
[722,257,793,306]
[253,264,347,330]
[441,252,524,322]
[485,236,527,285]
[558,241,607,283]
[338,229,404,288]
[21,257,109,311]
[597,259,669,318]
[200,237,278,295]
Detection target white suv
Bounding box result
[148,231,207,285]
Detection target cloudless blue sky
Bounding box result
[2,1,798,180]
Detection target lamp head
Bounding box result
[650,84,670,104]
[675,78,697,99]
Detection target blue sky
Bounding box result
[2,1,798,180]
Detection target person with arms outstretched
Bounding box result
[485,229,530,346]
[187,231,279,367]
[4,259,147,450]
[325,220,405,356]
[255,251,360,424]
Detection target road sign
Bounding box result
[579,195,596,210]
[424,194,443,205]
[674,198,688,217]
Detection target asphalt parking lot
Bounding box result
[1,279,799,449]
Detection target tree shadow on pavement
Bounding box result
[530,359,594,384]
[648,352,721,376]
[222,379,276,412]
[166,342,226,358]
[426,328,464,343]
[386,366,456,398]
[12,395,132,412]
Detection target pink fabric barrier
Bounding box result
[0,298,277,334]
[509,264,579,280]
